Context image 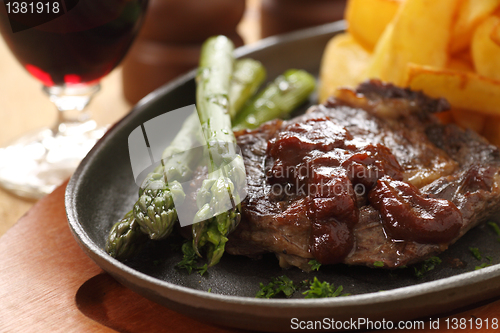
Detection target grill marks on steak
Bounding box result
[226,80,500,271]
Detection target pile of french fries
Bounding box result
[319,0,500,145]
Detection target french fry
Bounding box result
[471,16,500,80]
[490,17,500,46]
[321,0,500,144]
[450,108,486,133]
[319,33,371,103]
[446,58,474,73]
[345,0,401,51]
[450,0,500,54]
[367,0,458,86]
[406,64,500,117]
[366,22,395,82]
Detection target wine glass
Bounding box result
[0,0,148,199]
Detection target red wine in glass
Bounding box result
[0,0,148,85]
[0,0,149,198]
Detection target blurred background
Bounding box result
[0,0,346,236]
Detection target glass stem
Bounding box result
[43,84,101,136]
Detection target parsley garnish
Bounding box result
[414,256,442,278]
[175,242,198,274]
[198,263,208,276]
[175,241,208,276]
[373,261,384,267]
[308,260,322,271]
[475,263,491,270]
[468,247,495,270]
[469,247,482,261]
[256,276,299,299]
[303,277,349,299]
[256,276,350,299]
[488,222,500,236]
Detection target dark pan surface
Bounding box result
[66,22,500,332]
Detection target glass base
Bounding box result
[0,121,106,199]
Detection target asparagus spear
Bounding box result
[105,210,148,260]
[134,176,185,240]
[137,56,264,213]
[192,35,247,266]
[133,111,201,240]
[229,59,266,117]
[232,69,316,131]
[136,59,263,243]
[158,111,205,183]
[133,58,266,241]
[105,57,266,259]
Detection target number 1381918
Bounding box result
[445,317,498,330]
[5,2,60,14]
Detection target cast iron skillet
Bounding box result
[66,21,500,332]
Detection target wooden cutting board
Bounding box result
[0,182,499,332]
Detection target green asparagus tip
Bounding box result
[232,69,316,131]
[105,211,148,260]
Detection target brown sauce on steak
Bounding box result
[369,177,462,244]
[265,114,462,264]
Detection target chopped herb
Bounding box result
[486,256,493,263]
[475,263,491,270]
[176,241,208,276]
[308,260,322,271]
[198,263,208,276]
[488,222,500,236]
[469,247,482,261]
[256,276,299,299]
[414,256,442,278]
[175,242,198,274]
[208,288,212,293]
[373,261,384,267]
[302,277,349,299]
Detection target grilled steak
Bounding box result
[226,80,500,271]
